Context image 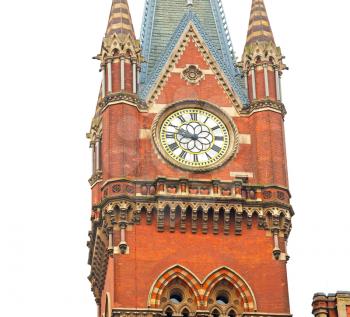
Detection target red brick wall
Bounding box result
[105,218,290,313]
[94,35,290,314]
[346,306,350,317]
[111,62,121,93]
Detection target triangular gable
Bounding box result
[139,0,237,85]
[139,11,249,107]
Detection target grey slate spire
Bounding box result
[140,0,236,85]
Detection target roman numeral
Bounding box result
[166,132,175,139]
[178,115,185,123]
[203,117,209,124]
[193,154,199,162]
[212,145,222,153]
[169,124,178,129]
[215,136,224,141]
[179,150,187,159]
[212,126,220,131]
[205,153,212,160]
[169,143,179,151]
[190,113,198,121]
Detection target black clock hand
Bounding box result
[177,128,194,139]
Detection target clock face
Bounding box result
[159,108,230,169]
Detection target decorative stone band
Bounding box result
[242,312,293,317]
[98,198,292,236]
[99,178,292,206]
[241,100,287,117]
[89,171,103,186]
[109,310,292,317]
[100,92,148,113]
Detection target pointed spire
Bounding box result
[105,0,136,41]
[246,0,275,47]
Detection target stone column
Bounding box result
[244,71,248,90]
[251,66,257,100]
[132,59,137,94]
[120,56,125,91]
[95,138,101,171]
[101,65,106,98]
[263,64,270,98]
[275,68,281,101]
[91,142,96,174]
[107,59,112,94]
[107,227,113,255]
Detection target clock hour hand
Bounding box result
[177,128,194,139]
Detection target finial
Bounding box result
[187,0,193,7]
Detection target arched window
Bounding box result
[212,309,220,317]
[182,308,190,317]
[165,307,173,317]
[228,310,236,317]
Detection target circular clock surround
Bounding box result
[152,100,239,172]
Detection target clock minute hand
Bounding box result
[177,128,194,139]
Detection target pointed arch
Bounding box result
[202,267,257,312]
[148,265,202,308]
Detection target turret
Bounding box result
[98,0,142,97]
[240,0,287,104]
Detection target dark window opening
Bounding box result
[170,291,183,304]
[166,308,173,317]
[212,309,220,317]
[216,293,229,305]
[228,310,236,317]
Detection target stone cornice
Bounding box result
[89,171,103,186]
[241,100,287,117]
[100,92,148,113]
[95,177,292,212]
[110,308,292,317]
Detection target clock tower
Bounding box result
[87,1,292,317]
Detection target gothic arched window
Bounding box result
[211,309,220,317]
[182,308,190,317]
[228,310,236,317]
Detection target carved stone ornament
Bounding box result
[181,65,204,85]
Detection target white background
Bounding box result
[0,0,349,316]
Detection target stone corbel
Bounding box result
[247,214,253,229]
[118,207,128,254]
[272,229,281,260]
[157,208,165,232]
[170,207,176,232]
[192,208,198,233]
[107,226,114,256]
[202,210,209,234]
[118,221,128,254]
[180,208,186,233]
[224,210,230,235]
[211,208,218,234]
[235,212,243,235]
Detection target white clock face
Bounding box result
[159,108,230,169]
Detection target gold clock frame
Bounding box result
[152,100,240,172]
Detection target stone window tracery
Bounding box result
[159,278,197,315]
[207,280,243,316]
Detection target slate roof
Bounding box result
[140,1,234,80]
[139,0,249,106]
